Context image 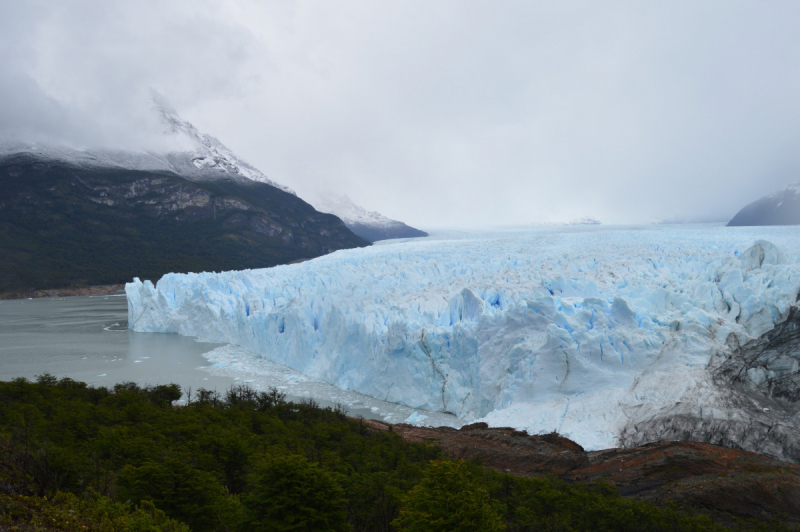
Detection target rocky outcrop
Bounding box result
[721,306,800,403]
[621,307,800,465]
[361,419,800,525]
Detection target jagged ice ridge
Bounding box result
[127,227,800,451]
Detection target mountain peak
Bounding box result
[1,92,296,196]
[147,92,296,195]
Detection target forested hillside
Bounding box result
[0,153,367,295]
[0,376,790,531]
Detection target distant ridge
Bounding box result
[309,193,428,242]
[728,183,800,226]
[569,217,601,225]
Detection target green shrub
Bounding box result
[0,491,190,531]
[117,458,237,531]
[241,452,348,532]
[392,460,504,532]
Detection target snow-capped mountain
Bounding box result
[309,193,428,242]
[149,94,295,194]
[728,182,800,226]
[0,96,369,294]
[0,94,294,195]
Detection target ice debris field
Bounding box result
[128,225,800,450]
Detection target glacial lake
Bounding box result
[0,293,461,427]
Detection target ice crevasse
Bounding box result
[127,228,800,450]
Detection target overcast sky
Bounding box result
[2,1,800,227]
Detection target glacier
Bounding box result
[127,225,800,452]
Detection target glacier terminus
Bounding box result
[127,225,800,461]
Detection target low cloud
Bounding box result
[2,1,800,226]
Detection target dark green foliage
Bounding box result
[0,491,190,531]
[0,153,368,294]
[0,374,789,531]
[242,452,348,532]
[495,474,725,532]
[0,375,440,531]
[392,460,505,532]
[117,459,233,532]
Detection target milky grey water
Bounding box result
[0,294,234,392]
[0,294,461,427]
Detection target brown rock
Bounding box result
[358,420,800,525]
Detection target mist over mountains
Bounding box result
[5,1,800,227]
[308,193,428,242]
[0,98,372,295]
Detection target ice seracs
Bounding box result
[127,226,800,457]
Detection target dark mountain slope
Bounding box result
[728,183,800,226]
[0,153,368,294]
[345,221,428,243]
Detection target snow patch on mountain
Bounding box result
[149,94,295,194]
[309,193,402,228]
[309,192,427,242]
[0,94,294,195]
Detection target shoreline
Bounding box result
[0,283,126,301]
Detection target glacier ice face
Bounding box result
[127,226,800,450]
[198,344,462,428]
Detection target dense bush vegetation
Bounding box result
[0,376,792,531]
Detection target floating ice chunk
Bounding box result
[405,411,429,424]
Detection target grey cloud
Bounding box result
[2,1,800,227]
[1,0,258,149]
